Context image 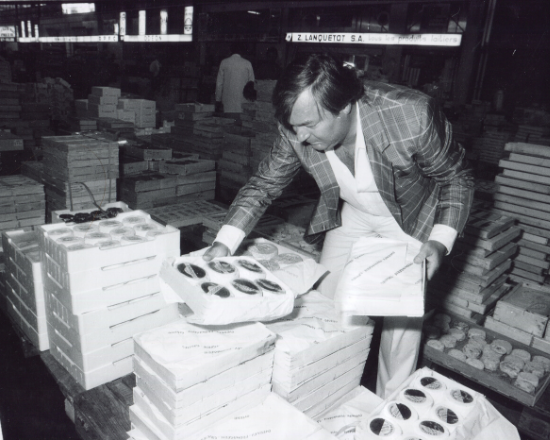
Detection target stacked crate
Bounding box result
[217,126,256,197]
[484,284,550,356]
[0,131,24,152]
[493,142,550,285]
[2,230,48,350]
[514,125,550,146]
[37,209,181,389]
[0,82,22,121]
[118,98,156,129]
[0,175,45,238]
[266,291,374,419]
[88,86,120,119]
[119,143,216,210]
[429,204,521,322]
[171,109,233,161]
[130,319,276,440]
[41,134,119,220]
[147,200,227,229]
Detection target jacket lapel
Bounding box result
[357,100,403,226]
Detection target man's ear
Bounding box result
[340,102,353,116]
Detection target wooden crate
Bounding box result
[422,313,550,406]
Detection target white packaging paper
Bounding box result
[335,237,425,318]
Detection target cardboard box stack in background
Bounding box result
[492,142,550,286]
[217,126,256,200]
[88,86,120,119]
[429,202,521,322]
[0,174,46,243]
[118,143,216,210]
[118,98,156,129]
[130,319,277,440]
[171,103,233,160]
[1,230,48,350]
[266,292,375,419]
[38,209,181,390]
[484,283,550,355]
[40,133,119,221]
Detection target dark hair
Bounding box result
[272,53,363,131]
[230,42,246,55]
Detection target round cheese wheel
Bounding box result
[419,377,445,391]
[466,358,484,370]
[426,340,445,351]
[448,349,467,362]
[449,389,475,405]
[448,328,466,342]
[110,227,135,240]
[435,407,459,425]
[439,335,457,349]
[533,356,550,373]
[200,282,231,298]
[98,220,123,233]
[273,252,304,266]
[462,343,482,359]
[120,235,147,245]
[510,348,531,363]
[48,227,74,238]
[72,223,99,237]
[56,236,84,247]
[84,232,112,246]
[482,356,500,372]
[467,328,486,339]
[524,361,546,379]
[418,420,446,436]
[231,278,262,296]
[236,259,266,278]
[248,242,278,260]
[122,215,147,226]
[490,339,513,355]
[256,278,285,294]
[387,402,413,421]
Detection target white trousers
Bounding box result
[318,202,424,399]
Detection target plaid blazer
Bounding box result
[224,81,474,243]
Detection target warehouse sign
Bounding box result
[122,34,192,42]
[285,33,462,47]
[0,26,16,41]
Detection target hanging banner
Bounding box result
[285,32,462,47]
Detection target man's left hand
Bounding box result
[413,240,447,280]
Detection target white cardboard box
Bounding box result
[133,319,277,391]
[133,350,274,410]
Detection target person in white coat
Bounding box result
[215,42,255,123]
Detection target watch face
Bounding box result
[232,279,261,295]
[237,259,264,274]
[388,402,412,420]
[420,377,442,390]
[403,389,427,403]
[201,282,230,298]
[208,260,237,274]
[450,389,474,404]
[177,263,206,279]
[256,278,284,293]
[419,421,445,436]
[369,418,394,436]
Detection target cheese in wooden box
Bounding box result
[492,284,550,337]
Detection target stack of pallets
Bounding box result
[40,133,119,220]
[429,203,521,322]
[493,142,550,285]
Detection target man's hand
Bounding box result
[413,240,447,280]
[202,241,230,262]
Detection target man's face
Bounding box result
[288,88,353,152]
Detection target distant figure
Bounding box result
[215,42,255,121]
[256,46,282,80]
[149,56,162,94]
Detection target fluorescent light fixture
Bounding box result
[184,6,193,35]
[34,24,39,38]
[21,21,25,38]
[119,12,126,35]
[114,23,119,35]
[160,10,168,35]
[27,21,32,37]
[139,10,146,35]
[62,3,95,15]
[38,35,118,43]
[247,11,260,15]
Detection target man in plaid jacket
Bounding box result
[205,53,474,398]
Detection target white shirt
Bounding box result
[215,54,255,113]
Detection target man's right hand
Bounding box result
[202,241,230,262]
